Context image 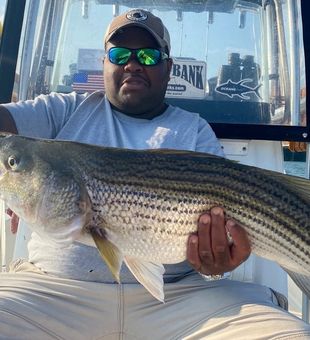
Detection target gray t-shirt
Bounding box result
[4,91,224,283]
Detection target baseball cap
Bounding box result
[104,9,171,54]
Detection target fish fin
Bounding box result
[254,84,262,99]
[90,229,123,283]
[124,257,165,302]
[283,267,310,299]
[240,93,250,100]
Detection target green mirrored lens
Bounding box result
[108,47,165,66]
[109,47,131,65]
[136,48,161,65]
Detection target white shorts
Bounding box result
[0,260,310,339]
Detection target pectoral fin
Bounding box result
[91,229,123,282]
[124,257,165,302]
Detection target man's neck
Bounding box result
[110,102,168,120]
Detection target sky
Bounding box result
[55,2,260,80]
[0,0,5,21]
[0,0,261,82]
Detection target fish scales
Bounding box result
[85,182,204,263]
[82,152,308,244]
[89,179,308,267]
[75,141,310,287]
[77,146,309,266]
[0,135,309,301]
[83,154,302,255]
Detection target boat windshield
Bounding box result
[14,0,307,129]
[0,0,6,45]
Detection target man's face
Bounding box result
[104,26,172,119]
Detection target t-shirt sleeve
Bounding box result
[2,92,87,138]
[195,117,225,157]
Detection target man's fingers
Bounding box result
[210,207,230,265]
[6,208,19,234]
[187,234,202,271]
[9,211,19,234]
[6,208,13,217]
[210,207,227,245]
[197,214,214,267]
[226,219,251,265]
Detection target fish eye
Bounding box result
[7,155,19,170]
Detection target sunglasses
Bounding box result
[107,47,169,66]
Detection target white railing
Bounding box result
[0,200,17,272]
[0,200,6,272]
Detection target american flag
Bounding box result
[72,72,104,93]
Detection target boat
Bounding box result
[0,0,309,323]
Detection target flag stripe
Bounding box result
[72,73,105,93]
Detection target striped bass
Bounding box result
[0,134,309,302]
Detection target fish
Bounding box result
[215,79,262,100]
[0,134,309,302]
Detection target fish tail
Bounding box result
[254,84,262,99]
[284,268,310,300]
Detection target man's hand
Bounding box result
[6,208,19,234]
[187,207,251,275]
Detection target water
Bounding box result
[284,161,308,178]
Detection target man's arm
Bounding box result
[0,105,18,133]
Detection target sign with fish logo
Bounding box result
[166,59,207,99]
[215,79,261,100]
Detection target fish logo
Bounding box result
[215,79,261,100]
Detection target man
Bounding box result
[0,9,309,339]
